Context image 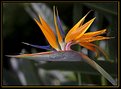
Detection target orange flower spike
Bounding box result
[73,17,96,41]
[83,42,110,60]
[79,42,98,56]
[65,17,96,43]
[34,18,59,51]
[80,43,96,52]
[84,36,111,43]
[53,6,63,49]
[81,29,107,38]
[39,16,56,40]
[77,36,111,43]
[65,11,92,43]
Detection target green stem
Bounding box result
[77,72,82,85]
[101,76,107,85]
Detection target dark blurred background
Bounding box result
[2,2,118,86]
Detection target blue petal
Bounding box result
[22,42,52,50]
[57,16,65,38]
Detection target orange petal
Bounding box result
[84,36,111,43]
[83,42,110,61]
[34,18,59,50]
[53,6,63,47]
[80,42,96,52]
[39,16,56,40]
[65,11,92,42]
[65,17,96,43]
[79,42,98,56]
[81,29,107,38]
[76,35,111,43]
[74,17,96,40]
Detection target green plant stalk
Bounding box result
[101,76,107,85]
[77,72,82,85]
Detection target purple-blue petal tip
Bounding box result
[57,16,65,38]
[22,42,52,50]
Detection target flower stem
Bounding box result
[101,76,107,85]
[77,72,82,85]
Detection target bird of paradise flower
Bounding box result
[7,7,117,85]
